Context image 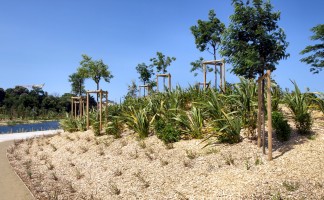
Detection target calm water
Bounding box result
[0,121,60,134]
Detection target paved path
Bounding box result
[0,130,62,200]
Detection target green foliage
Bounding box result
[105,118,123,139]
[300,24,324,74]
[230,77,257,138]
[123,106,152,139]
[221,0,289,79]
[191,10,225,59]
[136,63,154,85]
[174,106,204,139]
[59,114,78,132]
[214,111,242,144]
[272,111,291,142]
[154,119,181,144]
[313,92,324,114]
[284,81,313,134]
[126,80,138,99]
[190,57,213,77]
[68,72,85,96]
[150,52,176,74]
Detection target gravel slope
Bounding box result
[6,112,324,199]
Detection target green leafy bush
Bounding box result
[105,118,123,138]
[272,111,291,142]
[154,119,181,144]
[59,114,78,132]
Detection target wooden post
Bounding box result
[99,90,102,131]
[223,60,226,92]
[168,74,171,90]
[257,78,262,148]
[86,93,89,129]
[262,79,266,154]
[203,63,207,89]
[71,98,74,118]
[74,101,77,119]
[267,70,273,161]
[105,91,108,123]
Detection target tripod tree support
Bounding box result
[202,59,226,92]
[71,96,86,118]
[86,90,108,131]
[156,73,171,92]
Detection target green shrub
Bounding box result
[105,118,123,138]
[272,111,291,142]
[123,106,151,139]
[154,119,181,144]
[92,121,101,136]
[59,114,78,132]
[284,81,313,134]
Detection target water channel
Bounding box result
[0,121,60,134]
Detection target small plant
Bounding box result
[186,150,198,160]
[65,135,75,141]
[245,159,251,170]
[109,182,121,195]
[123,106,151,139]
[160,158,169,166]
[145,152,154,161]
[84,136,92,142]
[222,153,234,165]
[68,182,76,193]
[75,168,84,179]
[113,168,122,177]
[272,111,291,142]
[165,143,174,149]
[307,134,316,140]
[120,139,127,147]
[282,181,299,192]
[51,172,58,181]
[24,148,30,155]
[183,159,193,168]
[27,170,32,179]
[39,153,48,161]
[23,159,32,169]
[255,155,263,165]
[50,144,57,152]
[134,171,150,188]
[97,146,105,156]
[138,140,147,149]
[271,191,282,200]
[204,148,219,155]
[175,191,189,200]
[79,146,89,153]
[47,162,55,170]
[7,146,15,154]
[130,149,138,159]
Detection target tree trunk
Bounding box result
[96,83,99,103]
[143,81,146,97]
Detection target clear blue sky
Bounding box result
[1,0,323,102]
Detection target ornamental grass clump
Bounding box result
[284,81,313,134]
[123,106,152,139]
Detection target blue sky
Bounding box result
[0,0,323,102]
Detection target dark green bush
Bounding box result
[272,111,291,141]
[154,119,181,144]
[295,112,312,135]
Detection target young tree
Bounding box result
[221,0,289,79]
[300,24,324,74]
[126,80,138,99]
[191,10,225,88]
[78,54,113,102]
[136,63,154,96]
[68,72,85,96]
[221,0,289,141]
[150,52,176,89]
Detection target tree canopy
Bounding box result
[68,72,85,96]
[136,63,154,85]
[300,24,324,74]
[78,54,113,91]
[190,10,225,60]
[221,0,289,79]
[150,52,176,74]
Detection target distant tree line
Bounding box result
[0,86,96,120]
